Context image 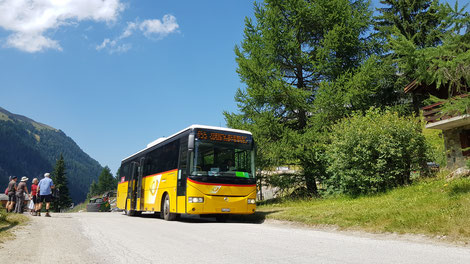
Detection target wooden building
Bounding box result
[405,80,469,169]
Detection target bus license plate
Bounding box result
[222,208,230,212]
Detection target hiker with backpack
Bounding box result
[6,176,17,213]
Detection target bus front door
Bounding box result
[127,162,139,214]
[137,157,145,211]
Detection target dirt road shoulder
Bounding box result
[0,213,101,264]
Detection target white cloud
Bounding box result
[96,15,179,54]
[110,43,131,54]
[139,15,179,38]
[96,37,129,54]
[6,33,62,53]
[0,0,124,52]
[96,38,113,50]
[121,22,137,39]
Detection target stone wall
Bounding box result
[443,124,470,169]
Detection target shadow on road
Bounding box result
[133,210,281,224]
[227,211,281,224]
[0,221,18,233]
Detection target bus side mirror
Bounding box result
[188,134,195,150]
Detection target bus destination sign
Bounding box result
[196,130,250,144]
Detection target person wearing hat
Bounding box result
[14,176,29,213]
[6,176,17,213]
[37,173,54,217]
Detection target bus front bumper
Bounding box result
[186,194,256,215]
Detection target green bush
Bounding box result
[325,108,427,196]
[422,127,446,168]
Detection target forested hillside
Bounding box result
[0,107,102,203]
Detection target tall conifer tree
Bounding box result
[87,180,99,198]
[374,0,446,48]
[225,0,373,194]
[389,1,470,112]
[51,154,72,211]
[374,0,462,112]
[97,166,116,194]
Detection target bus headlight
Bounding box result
[189,197,204,203]
[247,199,256,204]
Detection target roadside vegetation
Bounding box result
[256,173,470,242]
[226,0,469,199]
[87,166,118,199]
[68,200,89,213]
[67,166,117,213]
[225,0,469,238]
[0,209,29,242]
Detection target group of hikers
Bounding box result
[5,173,55,217]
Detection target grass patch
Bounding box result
[256,177,470,242]
[0,209,29,242]
[68,200,89,213]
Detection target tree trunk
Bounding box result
[305,173,318,196]
[412,93,421,118]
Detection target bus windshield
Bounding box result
[192,141,255,178]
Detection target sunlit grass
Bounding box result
[68,200,89,213]
[0,209,29,242]
[257,176,470,242]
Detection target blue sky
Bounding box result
[0,0,462,174]
[0,0,256,174]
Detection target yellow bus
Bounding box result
[116,125,256,221]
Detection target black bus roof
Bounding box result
[121,124,252,163]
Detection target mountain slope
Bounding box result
[0,107,102,203]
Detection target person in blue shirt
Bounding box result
[37,173,55,217]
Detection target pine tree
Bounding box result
[375,1,468,113]
[115,166,121,186]
[97,166,116,194]
[51,154,72,212]
[87,180,99,198]
[225,0,374,194]
[389,2,470,107]
[374,0,447,48]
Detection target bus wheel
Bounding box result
[125,209,135,216]
[162,194,177,221]
[124,204,136,216]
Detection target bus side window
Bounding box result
[143,156,152,176]
[146,139,180,175]
[146,148,161,175]
[160,140,179,172]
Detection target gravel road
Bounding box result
[1,212,469,264]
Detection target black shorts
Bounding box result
[32,195,38,204]
[8,193,16,202]
[39,194,52,203]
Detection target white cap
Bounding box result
[21,176,29,182]
[44,173,50,178]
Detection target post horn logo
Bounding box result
[150,180,158,195]
[211,186,221,194]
